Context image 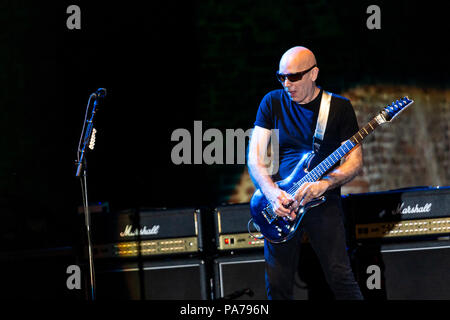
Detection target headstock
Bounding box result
[376,96,414,124]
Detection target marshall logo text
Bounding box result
[119,224,160,238]
[392,202,432,215]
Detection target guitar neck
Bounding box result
[292,113,382,190]
[285,95,413,199]
[349,114,382,145]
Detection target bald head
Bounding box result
[279,46,317,72]
[278,46,320,104]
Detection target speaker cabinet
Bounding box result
[352,240,450,300]
[96,258,208,300]
[213,252,308,300]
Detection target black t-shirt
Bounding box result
[254,88,359,195]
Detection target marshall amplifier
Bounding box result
[342,186,450,243]
[214,203,264,251]
[90,207,202,258]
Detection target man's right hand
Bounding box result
[265,187,297,220]
[248,126,297,220]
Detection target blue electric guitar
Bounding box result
[248,96,414,243]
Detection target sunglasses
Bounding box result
[276,64,316,83]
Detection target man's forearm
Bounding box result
[321,145,363,191]
[248,162,277,195]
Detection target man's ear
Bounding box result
[311,67,319,82]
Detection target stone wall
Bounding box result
[344,85,450,194]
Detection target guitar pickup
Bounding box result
[262,207,277,224]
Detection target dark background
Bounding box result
[0,0,448,251]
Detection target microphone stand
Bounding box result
[75,90,105,300]
[78,157,95,300]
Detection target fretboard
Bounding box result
[349,117,380,145]
[288,115,381,195]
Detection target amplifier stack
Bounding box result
[212,202,310,300]
[343,186,450,300]
[89,207,209,300]
[212,203,267,300]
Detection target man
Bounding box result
[248,46,364,300]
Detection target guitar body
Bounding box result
[250,152,326,243]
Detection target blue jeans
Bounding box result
[264,195,363,300]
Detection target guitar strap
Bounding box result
[313,90,332,154]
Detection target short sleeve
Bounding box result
[254,92,274,130]
[339,100,359,142]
